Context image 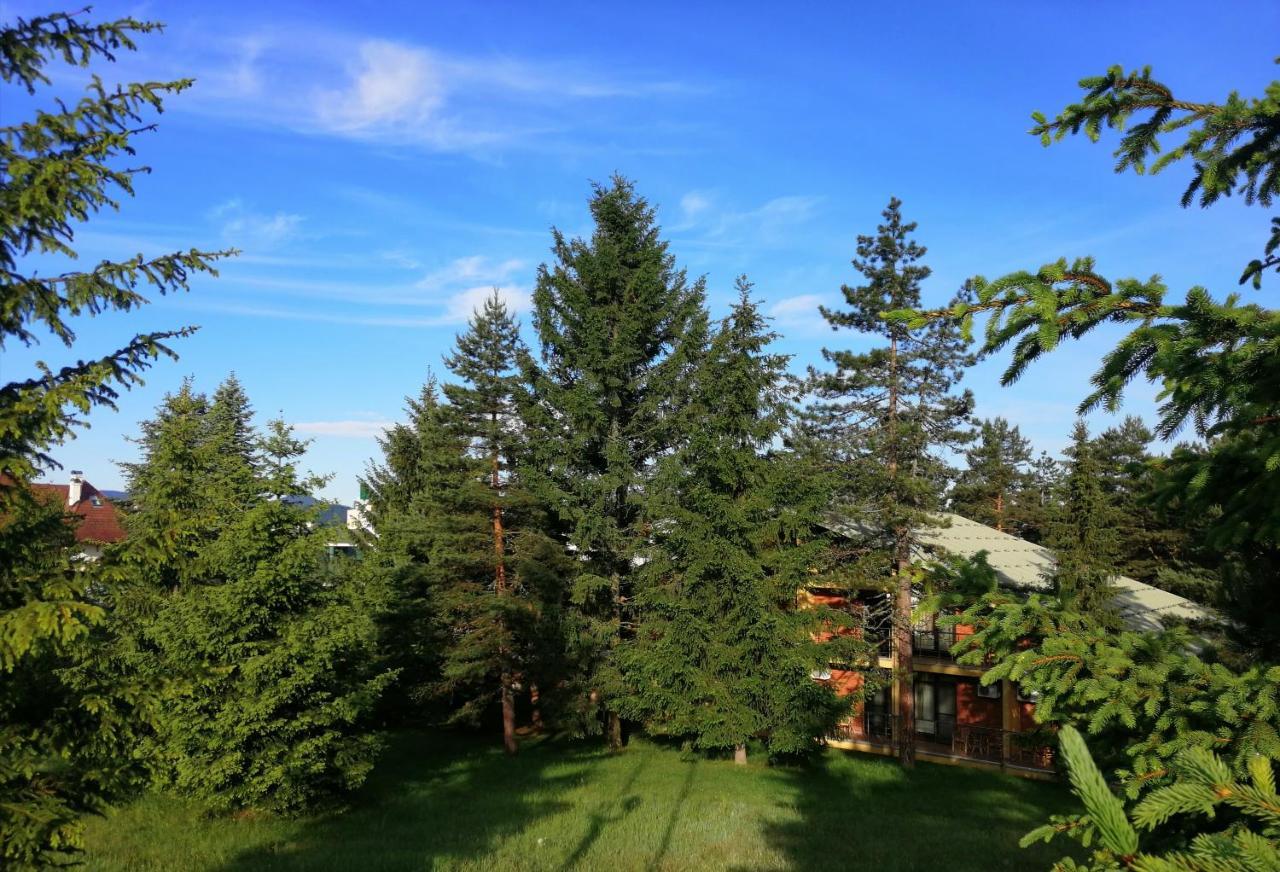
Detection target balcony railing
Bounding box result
[914,711,956,743]
[827,713,1054,772]
[912,627,958,660]
[866,629,961,661]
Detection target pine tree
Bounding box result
[0,12,230,865]
[949,417,1034,534]
[519,176,708,749]
[620,280,854,762]
[205,373,260,513]
[360,377,455,720]
[441,291,528,753]
[807,197,973,768]
[142,418,394,811]
[363,379,440,530]
[1050,421,1121,621]
[114,380,218,590]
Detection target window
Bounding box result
[976,682,1001,700]
[810,669,832,681]
[1016,685,1039,704]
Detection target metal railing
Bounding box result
[827,713,1055,772]
[865,629,961,661]
[912,627,958,660]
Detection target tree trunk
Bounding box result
[734,744,748,765]
[530,683,543,732]
[501,673,517,755]
[607,710,623,752]
[887,332,915,769]
[894,545,915,770]
[490,437,515,755]
[995,490,1005,533]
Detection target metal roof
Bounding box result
[827,511,1215,632]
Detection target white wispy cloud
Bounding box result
[417,255,526,290]
[768,294,826,322]
[292,419,394,438]
[442,284,532,322]
[156,27,706,153]
[671,194,824,248]
[211,199,304,248]
[765,292,840,336]
[315,40,447,137]
[377,249,423,270]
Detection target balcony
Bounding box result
[826,713,1055,774]
[866,628,964,663]
[912,627,958,661]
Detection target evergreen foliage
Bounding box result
[620,280,861,760]
[440,290,538,754]
[949,417,1034,535]
[889,63,1280,577]
[805,197,973,766]
[0,10,230,866]
[1050,421,1122,622]
[948,588,1280,797]
[131,414,394,812]
[114,380,217,589]
[519,175,708,746]
[359,377,451,720]
[1024,725,1280,871]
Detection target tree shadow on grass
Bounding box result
[736,750,1080,872]
[219,730,596,872]
[557,754,646,870]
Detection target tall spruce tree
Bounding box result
[620,280,854,762]
[0,12,230,865]
[138,415,394,812]
[1022,450,1063,544]
[949,417,1034,534]
[807,197,973,768]
[440,291,540,754]
[205,373,260,512]
[364,378,439,532]
[115,380,217,590]
[1050,421,1121,621]
[360,376,454,720]
[520,176,708,749]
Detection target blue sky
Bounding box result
[6,1,1278,501]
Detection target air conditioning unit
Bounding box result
[976,682,1001,699]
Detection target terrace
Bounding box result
[827,712,1055,776]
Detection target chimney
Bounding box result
[68,470,84,506]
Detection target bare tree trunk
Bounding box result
[501,674,518,755]
[894,547,915,769]
[530,683,543,732]
[607,710,623,751]
[887,333,915,769]
[734,744,748,765]
[491,433,516,756]
[995,490,1005,533]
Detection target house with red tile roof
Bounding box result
[29,471,126,559]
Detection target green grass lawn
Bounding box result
[84,731,1077,871]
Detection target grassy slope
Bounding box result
[84,731,1075,871]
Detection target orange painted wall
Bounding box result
[955,680,1002,728]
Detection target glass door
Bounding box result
[914,675,957,742]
